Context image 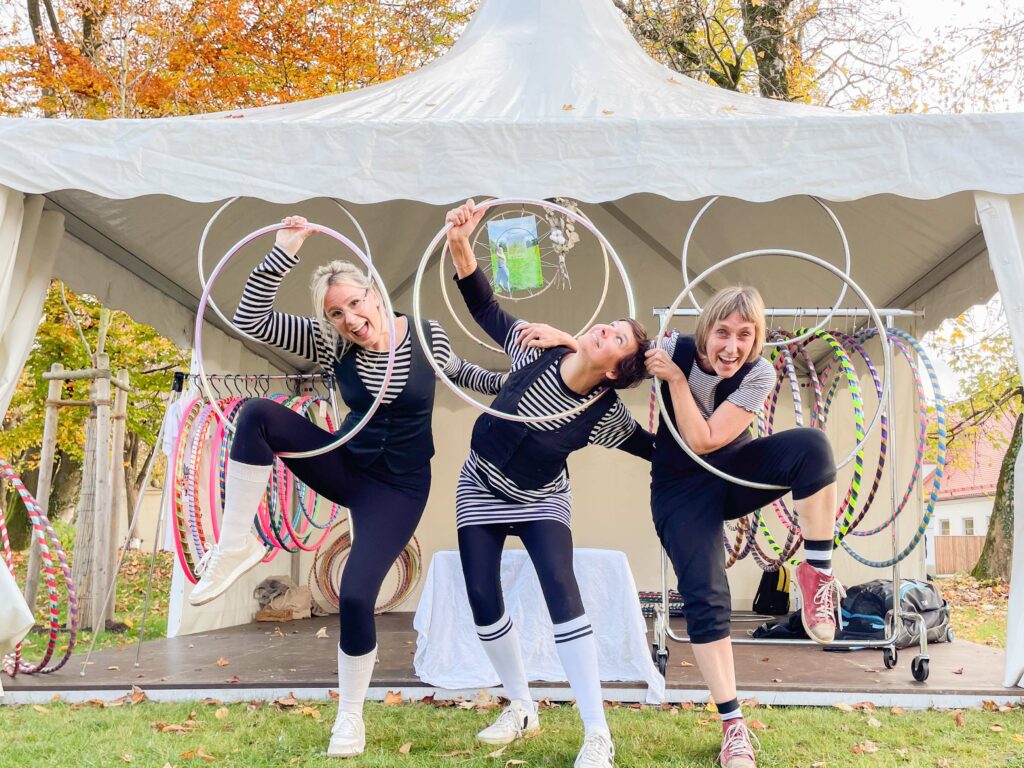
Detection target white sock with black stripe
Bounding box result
[476,612,534,712]
[553,614,608,736]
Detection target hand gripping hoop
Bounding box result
[656,249,890,490]
[194,223,396,458]
[413,198,636,423]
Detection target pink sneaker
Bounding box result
[794,561,845,644]
[719,720,758,768]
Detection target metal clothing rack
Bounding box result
[649,307,933,682]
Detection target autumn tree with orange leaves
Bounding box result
[1,0,472,118]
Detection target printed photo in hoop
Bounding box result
[486,215,543,294]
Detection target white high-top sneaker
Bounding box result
[574,730,615,768]
[327,711,366,758]
[476,701,539,745]
[188,537,266,606]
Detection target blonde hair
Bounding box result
[309,260,379,354]
[695,286,766,364]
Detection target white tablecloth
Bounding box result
[413,548,665,703]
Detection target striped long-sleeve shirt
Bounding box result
[232,245,507,404]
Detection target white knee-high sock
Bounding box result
[337,645,377,716]
[476,612,534,712]
[218,460,272,551]
[553,614,608,736]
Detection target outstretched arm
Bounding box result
[232,216,334,367]
[430,321,507,394]
[447,199,524,352]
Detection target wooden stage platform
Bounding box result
[3,613,1021,709]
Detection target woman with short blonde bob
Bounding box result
[188,216,524,758]
[645,286,840,768]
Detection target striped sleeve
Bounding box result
[429,321,507,394]
[726,357,776,413]
[588,397,643,448]
[232,245,335,367]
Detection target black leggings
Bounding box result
[652,428,835,644]
[231,398,429,656]
[457,520,586,627]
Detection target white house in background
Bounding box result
[924,412,1016,575]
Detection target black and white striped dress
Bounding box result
[455,319,644,530]
[660,331,775,417]
[233,245,506,402]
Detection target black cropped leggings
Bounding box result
[652,428,836,644]
[457,520,586,627]
[230,398,429,656]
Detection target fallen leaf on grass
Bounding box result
[832,703,854,712]
[990,724,1004,732]
[936,759,950,768]
[202,698,223,706]
[276,695,299,708]
[328,690,339,701]
[383,690,403,706]
[485,746,506,758]
[809,762,827,767]
[954,711,966,727]
[297,706,321,719]
[748,719,768,731]
[214,708,229,720]
[436,750,473,757]
[851,740,879,754]
[1012,734,1024,743]
[890,707,906,715]
[398,742,412,754]
[866,716,882,728]
[120,755,132,763]
[420,693,436,705]
[32,705,49,714]
[505,761,527,767]
[179,746,216,762]
[315,627,328,639]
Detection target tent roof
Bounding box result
[2,0,1023,206]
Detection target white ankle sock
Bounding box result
[337,645,377,716]
[476,613,534,712]
[218,460,272,551]
[553,614,608,736]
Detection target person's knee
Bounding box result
[337,589,375,623]
[234,397,279,435]
[682,593,732,644]
[464,582,504,626]
[793,428,835,479]
[542,572,585,624]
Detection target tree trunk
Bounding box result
[50,450,83,522]
[72,403,98,629]
[972,412,1020,581]
[741,0,792,99]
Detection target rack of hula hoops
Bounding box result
[648,305,945,684]
[168,371,424,619]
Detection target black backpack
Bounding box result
[752,565,791,616]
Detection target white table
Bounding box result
[413,548,665,703]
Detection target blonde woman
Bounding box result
[189,216,507,758]
[645,286,840,768]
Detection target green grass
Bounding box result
[1,699,1022,767]
[10,540,173,661]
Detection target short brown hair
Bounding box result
[694,286,766,364]
[606,318,650,390]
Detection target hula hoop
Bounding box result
[194,223,396,458]
[198,198,372,342]
[680,196,852,347]
[656,249,890,490]
[438,201,611,354]
[414,198,636,423]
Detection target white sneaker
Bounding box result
[476,701,539,745]
[575,730,615,768]
[188,538,266,606]
[327,711,365,758]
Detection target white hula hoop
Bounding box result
[198,197,373,342]
[437,202,611,354]
[656,248,890,489]
[680,196,852,347]
[414,197,635,424]
[194,223,396,459]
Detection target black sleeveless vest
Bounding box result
[471,346,616,490]
[333,317,435,474]
[652,335,756,482]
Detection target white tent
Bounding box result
[1,0,1022,688]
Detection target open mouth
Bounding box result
[350,321,371,340]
